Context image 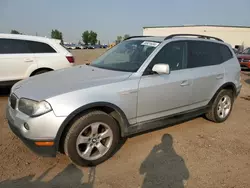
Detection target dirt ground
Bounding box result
[0,49,250,188]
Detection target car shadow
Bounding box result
[241,96,250,101]
[0,164,96,188]
[140,134,189,188]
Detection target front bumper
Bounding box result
[6,102,66,157]
[8,120,57,157]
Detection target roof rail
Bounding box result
[124,36,153,40]
[164,34,223,42]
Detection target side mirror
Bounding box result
[152,64,170,74]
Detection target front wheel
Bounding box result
[64,111,121,166]
[205,89,234,123]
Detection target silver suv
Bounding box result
[6,34,242,166]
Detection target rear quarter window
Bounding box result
[219,44,233,62]
[26,41,56,53]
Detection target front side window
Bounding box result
[0,39,31,54]
[91,40,158,72]
[148,41,186,71]
[187,41,221,68]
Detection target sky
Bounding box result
[1,0,250,44]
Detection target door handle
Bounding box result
[216,74,224,80]
[180,80,190,86]
[24,58,34,62]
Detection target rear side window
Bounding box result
[0,39,31,54]
[220,44,233,62]
[187,41,221,68]
[26,41,56,53]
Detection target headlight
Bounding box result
[18,98,52,117]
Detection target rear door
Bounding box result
[0,38,36,82]
[26,40,62,70]
[137,41,194,123]
[186,41,225,108]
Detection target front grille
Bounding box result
[10,94,17,109]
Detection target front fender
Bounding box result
[54,102,130,151]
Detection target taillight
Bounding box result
[66,56,75,63]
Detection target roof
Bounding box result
[143,24,250,29]
[0,33,60,43]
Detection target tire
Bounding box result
[32,69,51,76]
[205,89,234,123]
[64,111,121,167]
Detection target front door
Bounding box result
[137,41,193,123]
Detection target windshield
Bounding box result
[91,40,159,72]
[242,48,250,54]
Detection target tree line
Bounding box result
[10,29,130,45]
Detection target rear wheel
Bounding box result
[64,111,120,166]
[205,89,234,123]
[31,69,51,76]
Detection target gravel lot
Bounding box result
[0,49,250,188]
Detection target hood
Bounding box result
[12,65,132,100]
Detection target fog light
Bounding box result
[24,123,30,130]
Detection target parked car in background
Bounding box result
[87,45,95,49]
[6,34,241,167]
[0,33,75,86]
[94,44,101,49]
[64,44,71,49]
[237,47,250,70]
[70,44,77,50]
[75,44,84,49]
[232,48,238,54]
[101,44,108,48]
[64,44,77,50]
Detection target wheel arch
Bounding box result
[208,82,237,106]
[30,68,54,76]
[55,102,130,152]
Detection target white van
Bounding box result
[0,33,75,86]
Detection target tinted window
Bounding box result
[187,41,221,68]
[149,41,186,71]
[27,41,56,53]
[0,39,31,54]
[220,44,233,62]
